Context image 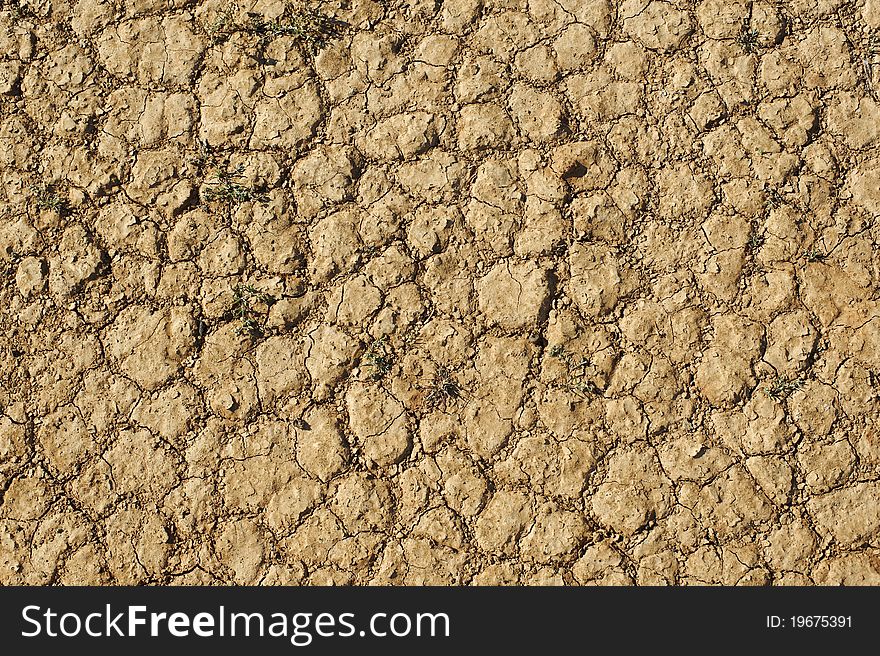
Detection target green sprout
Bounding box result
[737,19,760,53]
[208,3,346,53]
[425,365,468,408]
[202,165,266,205]
[35,184,68,214]
[765,376,803,400]
[765,187,785,210]
[746,230,765,253]
[362,336,394,380]
[549,346,597,397]
[803,248,827,263]
[247,7,345,52]
[232,284,275,337]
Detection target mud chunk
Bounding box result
[15,257,47,297]
[658,437,733,483]
[438,448,489,517]
[695,316,763,407]
[359,112,442,160]
[457,103,514,151]
[548,0,614,36]
[566,70,643,122]
[515,44,559,84]
[657,163,715,220]
[330,474,394,533]
[49,224,103,295]
[255,336,308,405]
[813,553,880,585]
[808,482,880,545]
[689,466,774,538]
[346,383,412,467]
[696,0,749,39]
[251,81,323,150]
[477,260,552,331]
[758,94,818,149]
[295,406,348,481]
[104,429,178,498]
[689,91,726,131]
[553,24,598,71]
[127,149,191,217]
[551,140,616,191]
[215,519,265,584]
[0,61,21,95]
[865,0,880,27]
[104,305,196,390]
[472,11,539,62]
[764,521,817,572]
[292,146,360,218]
[789,381,837,437]
[474,490,534,555]
[520,509,588,563]
[308,208,363,282]
[455,55,506,104]
[305,326,360,400]
[130,382,197,443]
[746,456,793,506]
[623,1,693,52]
[591,447,673,536]
[327,275,383,326]
[509,84,565,142]
[797,440,855,493]
[573,540,632,584]
[764,311,817,374]
[513,436,595,498]
[848,159,880,215]
[568,244,624,317]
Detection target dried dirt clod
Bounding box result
[456,103,515,151]
[14,256,47,297]
[346,383,412,467]
[520,508,589,563]
[306,326,361,401]
[568,243,628,317]
[623,1,694,52]
[808,482,880,545]
[104,305,196,391]
[330,474,395,534]
[477,260,552,331]
[591,446,674,537]
[474,490,534,556]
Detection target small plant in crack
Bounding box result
[35,184,68,214]
[549,345,598,397]
[746,229,765,253]
[1,0,33,21]
[232,284,275,337]
[425,365,469,409]
[860,35,880,100]
[208,3,346,53]
[803,248,827,263]
[246,7,346,53]
[192,138,219,169]
[202,164,267,206]
[737,19,760,53]
[765,186,785,210]
[765,376,804,400]
[362,336,394,380]
[863,57,877,100]
[205,3,241,45]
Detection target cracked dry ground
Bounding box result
[2,0,880,587]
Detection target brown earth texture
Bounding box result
[1,0,880,586]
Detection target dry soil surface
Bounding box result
[2,0,880,585]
